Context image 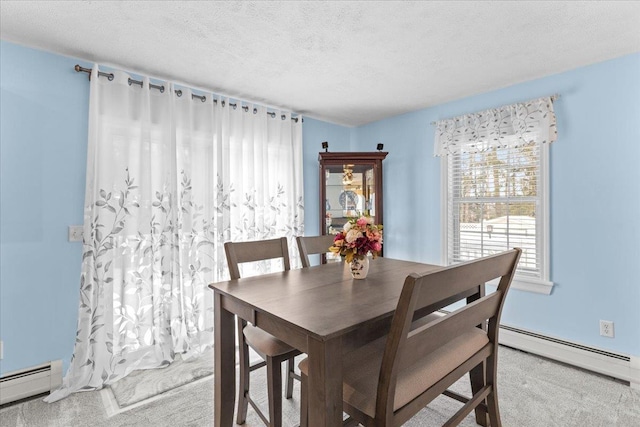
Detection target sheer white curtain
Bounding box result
[47,66,303,401]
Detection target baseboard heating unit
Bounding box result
[499,325,640,389]
[0,360,62,405]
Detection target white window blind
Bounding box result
[447,144,543,279]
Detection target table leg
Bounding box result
[307,336,343,427]
[215,292,236,427]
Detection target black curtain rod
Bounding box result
[74,65,302,122]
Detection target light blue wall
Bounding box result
[0,41,90,375]
[352,111,442,264]
[1,40,638,378]
[502,54,640,355]
[351,53,640,356]
[301,118,351,236]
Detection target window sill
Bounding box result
[486,276,554,295]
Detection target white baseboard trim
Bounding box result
[0,360,62,405]
[499,325,639,388]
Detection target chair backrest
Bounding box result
[296,235,336,268]
[376,248,521,425]
[224,237,291,280]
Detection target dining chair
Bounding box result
[298,248,521,427]
[296,235,337,268]
[224,237,302,427]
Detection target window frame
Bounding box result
[440,142,553,295]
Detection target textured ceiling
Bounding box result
[1,1,639,127]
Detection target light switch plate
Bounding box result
[68,225,84,242]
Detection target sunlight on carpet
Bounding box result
[108,350,214,408]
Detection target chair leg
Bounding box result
[486,355,501,427]
[285,357,295,399]
[299,371,308,427]
[469,361,489,427]
[266,356,283,427]
[236,320,250,425]
[486,390,502,427]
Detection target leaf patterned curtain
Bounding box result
[434,96,557,156]
[47,65,304,401]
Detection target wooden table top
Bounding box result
[209,257,441,342]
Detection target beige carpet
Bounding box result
[1,346,639,426]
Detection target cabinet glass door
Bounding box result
[324,163,376,235]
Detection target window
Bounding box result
[435,97,557,294]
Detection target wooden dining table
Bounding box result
[209,257,441,427]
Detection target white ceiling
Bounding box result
[1,1,639,127]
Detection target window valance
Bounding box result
[434,96,557,157]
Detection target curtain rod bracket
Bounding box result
[75,64,91,81]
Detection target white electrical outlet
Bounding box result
[68,225,84,242]
[599,320,615,338]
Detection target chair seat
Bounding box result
[244,324,298,358]
[300,327,489,417]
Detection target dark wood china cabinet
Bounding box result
[319,152,387,240]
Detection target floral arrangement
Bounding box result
[329,216,383,262]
